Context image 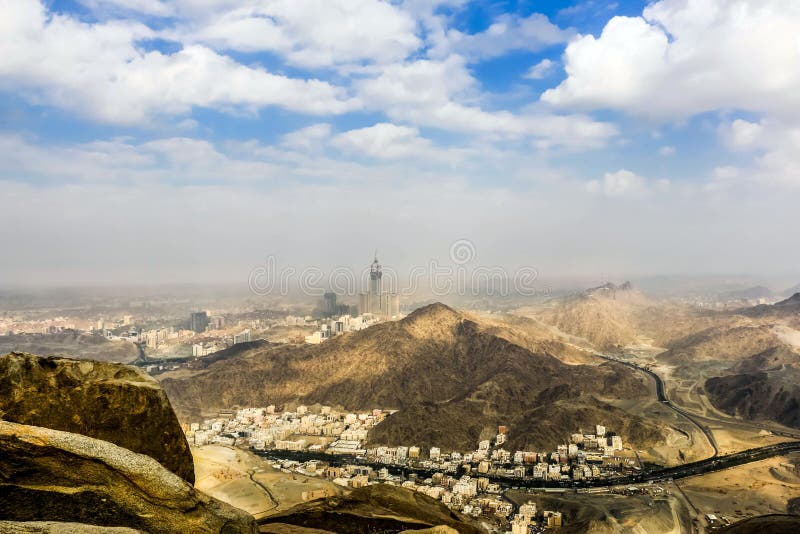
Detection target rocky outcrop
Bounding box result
[0,352,194,484]
[705,370,800,428]
[258,485,480,534]
[0,522,141,533]
[0,420,257,534]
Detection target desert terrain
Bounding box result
[193,445,343,520]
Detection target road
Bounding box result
[256,439,800,491]
[596,354,719,457]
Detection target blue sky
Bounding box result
[1,0,799,285]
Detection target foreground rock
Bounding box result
[0,522,141,533]
[0,352,194,484]
[0,420,257,534]
[258,484,480,534]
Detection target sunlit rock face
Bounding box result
[0,352,194,484]
[0,420,257,534]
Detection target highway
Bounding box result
[256,439,800,490]
[596,354,719,457]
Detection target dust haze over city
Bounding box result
[2,1,800,534]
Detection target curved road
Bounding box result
[596,354,719,457]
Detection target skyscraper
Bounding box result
[190,311,209,333]
[323,291,337,316]
[368,255,382,314]
[358,253,399,318]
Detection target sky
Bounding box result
[1,0,799,287]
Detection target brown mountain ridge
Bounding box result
[160,303,663,452]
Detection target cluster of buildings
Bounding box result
[304,255,403,344]
[357,425,629,484]
[183,405,640,531]
[510,503,562,533]
[303,313,383,344]
[184,405,390,451]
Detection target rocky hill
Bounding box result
[705,369,800,429]
[657,322,784,365]
[0,420,257,533]
[160,303,663,451]
[0,352,257,533]
[534,283,651,351]
[0,352,194,484]
[259,485,480,534]
[719,514,800,533]
[745,293,800,324]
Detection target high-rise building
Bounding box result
[381,292,399,318]
[233,329,251,345]
[358,254,399,319]
[323,291,337,316]
[368,255,382,313]
[190,311,209,333]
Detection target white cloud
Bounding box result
[281,124,333,151]
[659,145,676,156]
[587,169,669,196]
[0,133,282,184]
[717,119,800,187]
[429,13,573,61]
[330,122,472,164]
[356,56,617,148]
[524,59,557,80]
[332,123,430,159]
[78,0,172,17]
[542,0,800,119]
[720,119,764,151]
[162,0,421,69]
[0,0,359,123]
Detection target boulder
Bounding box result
[0,352,194,484]
[0,521,142,533]
[0,420,257,534]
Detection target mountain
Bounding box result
[783,283,800,296]
[720,286,774,301]
[751,292,800,315]
[719,515,800,533]
[160,303,663,452]
[583,281,634,297]
[657,322,784,365]
[259,485,480,534]
[535,283,650,351]
[475,313,598,364]
[705,370,800,428]
[0,352,194,484]
[701,333,800,430]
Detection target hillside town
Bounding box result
[184,405,641,531]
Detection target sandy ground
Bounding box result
[774,325,800,349]
[505,488,692,534]
[678,453,800,526]
[192,445,343,520]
